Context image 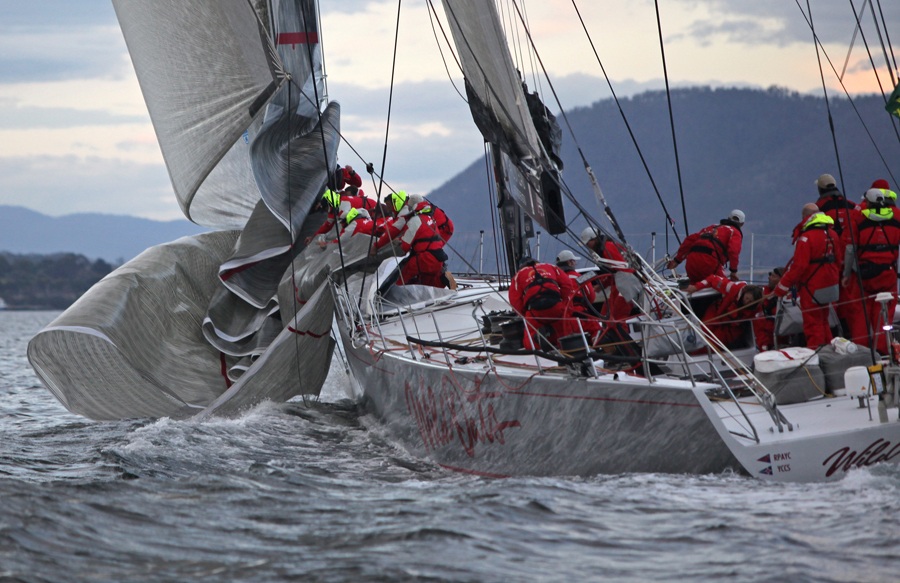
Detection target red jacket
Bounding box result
[328,217,378,243]
[562,268,596,305]
[412,199,454,241]
[375,212,445,256]
[509,263,576,314]
[337,166,362,189]
[776,214,843,297]
[675,223,742,272]
[816,193,862,243]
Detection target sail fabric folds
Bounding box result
[27,232,241,420]
[439,0,543,163]
[111,0,284,228]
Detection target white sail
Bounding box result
[111,0,285,228]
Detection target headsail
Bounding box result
[111,0,285,228]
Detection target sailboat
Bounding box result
[25,0,900,482]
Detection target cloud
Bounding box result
[673,0,900,48]
[0,25,128,83]
[0,102,145,130]
[0,1,116,30]
[0,155,179,220]
[319,0,392,16]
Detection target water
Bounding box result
[2,311,900,582]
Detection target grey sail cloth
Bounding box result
[27,232,241,420]
[111,0,284,229]
[196,234,380,420]
[219,102,341,307]
[203,103,340,364]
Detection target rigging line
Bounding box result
[520,0,541,94]
[313,0,329,99]
[840,0,869,81]
[869,0,895,86]
[868,0,900,149]
[653,0,689,236]
[849,0,900,147]
[568,0,682,246]
[425,0,467,103]
[358,0,403,308]
[807,0,846,193]
[485,143,505,279]
[792,0,899,186]
[848,0,890,101]
[875,0,898,74]
[507,0,674,246]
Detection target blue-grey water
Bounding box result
[2,311,900,582]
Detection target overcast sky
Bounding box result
[0,0,896,220]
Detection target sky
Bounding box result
[0,0,897,221]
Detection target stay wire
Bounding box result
[793,0,899,185]
[358,0,403,308]
[568,0,682,247]
[805,0,876,357]
[653,0,689,236]
[425,0,467,103]
[848,0,900,145]
[840,0,869,81]
[868,0,896,86]
[295,9,350,302]
[875,0,898,73]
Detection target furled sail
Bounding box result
[111,0,285,228]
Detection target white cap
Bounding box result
[865,188,886,204]
[556,250,581,263]
[580,227,598,245]
[729,209,745,224]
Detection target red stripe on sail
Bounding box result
[288,326,327,339]
[278,32,319,46]
[219,352,232,389]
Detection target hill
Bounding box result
[0,206,207,264]
[429,86,900,278]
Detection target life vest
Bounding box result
[522,265,563,311]
[856,206,900,279]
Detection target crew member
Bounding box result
[859,179,896,209]
[334,164,363,194]
[580,227,632,320]
[686,275,763,349]
[509,256,576,349]
[556,249,601,339]
[753,267,784,352]
[306,189,379,244]
[318,208,377,248]
[370,190,449,288]
[812,174,867,343]
[408,193,454,242]
[775,204,843,348]
[667,210,745,283]
[846,188,900,353]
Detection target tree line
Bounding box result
[0,252,113,310]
